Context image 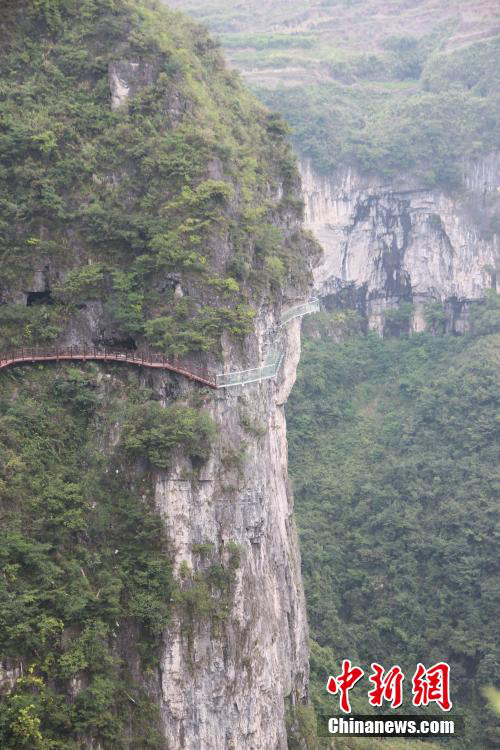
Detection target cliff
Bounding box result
[0,2,318,748]
[155,309,310,749]
[161,0,500,337]
[300,154,500,334]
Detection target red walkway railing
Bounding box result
[0,346,218,389]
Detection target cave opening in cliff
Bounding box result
[103,336,137,351]
[26,290,53,306]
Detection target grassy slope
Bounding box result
[286,297,500,748]
[168,0,500,186]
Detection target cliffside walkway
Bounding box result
[216,298,320,388]
[0,299,320,389]
[0,346,218,388]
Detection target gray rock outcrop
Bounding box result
[301,154,500,333]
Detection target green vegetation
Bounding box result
[0,303,71,349]
[0,0,312,355]
[286,699,317,750]
[0,365,174,748]
[171,0,500,188]
[287,295,500,748]
[332,740,441,750]
[120,401,216,469]
[259,36,500,187]
[174,541,241,641]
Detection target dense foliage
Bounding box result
[260,36,500,187]
[0,365,174,748]
[287,296,500,748]
[0,0,311,354]
[120,401,216,469]
[171,0,500,187]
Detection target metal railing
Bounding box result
[0,346,218,388]
[0,300,320,390]
[216,298,319,388]
[216,351,284,388]
[281,298,320,325]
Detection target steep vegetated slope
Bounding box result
[263,33,499,188]
[0,366,184,747]
[287,295,500,749]
[168,0,500,188]
[0,0,311,355]
[0,1,318,748]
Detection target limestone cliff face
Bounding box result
[103,60,313,750]
[153,307,309,750]
[300,154,500,333]
[0,1,316,741]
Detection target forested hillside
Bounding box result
[287,295,500,748]
[0,0,310,356]
[169,0,500,187]
[0,1,314,747]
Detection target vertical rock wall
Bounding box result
[153,311,310,749]
[300,154,500,333]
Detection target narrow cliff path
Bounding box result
[0,299,320,389]
[0,347,218,388]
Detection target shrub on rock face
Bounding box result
[120,401,216,469]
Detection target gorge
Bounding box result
[0,2,498,749]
